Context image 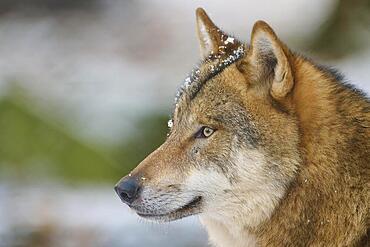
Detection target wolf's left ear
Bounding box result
[248,21,294,99]
[196,8,224,59]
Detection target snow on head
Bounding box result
[174,45,244,104]
[167,119,173,128]
[224,37,235,44]
[168,34,245,129]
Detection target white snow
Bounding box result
[167,119,173,128]
[224,37,235,44]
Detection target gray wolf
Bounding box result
[115,8,370,247]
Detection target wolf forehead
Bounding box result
[170,33,246,123]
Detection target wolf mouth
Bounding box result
[136,196,203,221]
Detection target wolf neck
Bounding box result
[292,57,368,158]
[255,58,369,245]
[293,59,345,141]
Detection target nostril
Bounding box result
[120,191,130,200]
[115,177,141,204]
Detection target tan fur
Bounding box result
[255,55,370,247]
[117,8,369,247]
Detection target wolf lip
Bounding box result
[136,196,203,220]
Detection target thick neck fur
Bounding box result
[255,57,370,246]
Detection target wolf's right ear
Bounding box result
[195,8,224,59]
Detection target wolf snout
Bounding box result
[115,176,141,204]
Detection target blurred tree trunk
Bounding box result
[310,0,370,59]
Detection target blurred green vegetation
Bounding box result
[112,114,168,175]
[0,93,168,184]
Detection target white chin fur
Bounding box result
[185,150,287,242]
[135,187,197,216]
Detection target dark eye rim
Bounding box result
[194,126,216,139]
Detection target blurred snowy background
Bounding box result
[0,0,369,246]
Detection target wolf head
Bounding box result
[115,8,301,228]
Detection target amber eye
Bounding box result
[195,126,215,138]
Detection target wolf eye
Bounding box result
[195,126,215,138]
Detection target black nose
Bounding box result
[115,176,141,204]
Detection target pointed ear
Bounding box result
[195,8,224,58]
[249,21,294,99]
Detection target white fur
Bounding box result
[185,149,287,247]
[200,216,257,247]
[136,186,196,215]
[198,19,215,57]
